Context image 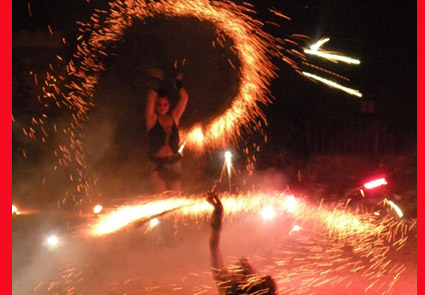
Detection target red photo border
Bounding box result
[417,0,423,294]
[5,0,12,292]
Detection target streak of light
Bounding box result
[364,178,387,189]
[178,143,185,155]
[87,192,393,240]
[305,38,360,65]
[224,150,232,176]
[302,71,362,97]
[385,199,403,218]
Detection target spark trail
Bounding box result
[85,192,414,295]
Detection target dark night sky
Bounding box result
[12,0,417,202]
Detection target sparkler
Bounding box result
[224,151,232,192]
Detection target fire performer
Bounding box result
[146,68,189,193]
[207,192,277,294]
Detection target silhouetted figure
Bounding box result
[207,192,277,294]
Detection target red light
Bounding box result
[364,178,387,190]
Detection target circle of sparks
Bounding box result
[39,0,280,156]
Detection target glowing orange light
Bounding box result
[224,151,232,175]
[87,192,385,238]
[46,235,59,247]
[260,205,276,221]
[150,218,159,228]
[364,178,387,189]
[284,194,297,212]
[289,224,301,235]
[93,204,103,214]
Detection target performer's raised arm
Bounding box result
[171,73,189,126]
[145,68,165,131]
[206,192,225,280]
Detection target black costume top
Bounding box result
[148,118,180,163]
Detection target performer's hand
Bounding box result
[147,68,165,81]
[207,192,223,230]
[174,72,184,90]
[206,191,222,210]
[175,72,184,80]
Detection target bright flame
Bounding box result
[89,198,196,236]
[364,178,387,189]
[87,192,385,239]
[224,151,232,175]
[261,205,276,221]
[93,204,103,214]
[12,205,18,214]
[303,71,362,97]
[150,218,159,228]
[47,235,59,246]
[284,195,297,213]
